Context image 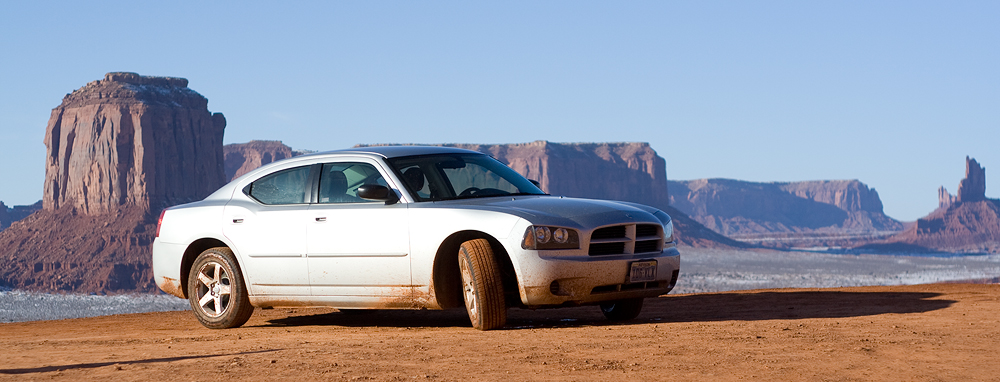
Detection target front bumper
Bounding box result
[513,245,681,307]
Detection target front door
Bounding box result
[306,161,412,304]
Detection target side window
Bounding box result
[318,162,387,204]
[247,165,312,205]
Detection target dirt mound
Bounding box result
[0,206,157,292]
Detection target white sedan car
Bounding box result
[153,146,680,330]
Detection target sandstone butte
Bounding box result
[867,157,1000,254]
[0,72,226,293]
[668,178,904,247]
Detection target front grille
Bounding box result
[636,224,659,238]
[587,223,664,256]
[634,240,660,254]
[591,226,627,240]
[589,242,626,256]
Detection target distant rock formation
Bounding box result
[224,140,294,181]
[778,180,888,213]
[360,141,745,248]
[668,178,903,247]
[0,72,226,292]
[958,156,986,202]
[0,200,42,231]
[868,157,1000,254]
[42,72,226,214]
[938,186,958,209]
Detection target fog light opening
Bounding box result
[549,280,561,296]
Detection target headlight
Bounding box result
[522,226,579,250]
[663,220,674,243]
[653,210,675,243]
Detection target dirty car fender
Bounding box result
[152,200,233,299]
[406,206,524,298]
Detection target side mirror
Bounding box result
[529,179,541,188]
[357,184,399,205]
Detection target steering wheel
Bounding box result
[459,187,481,197]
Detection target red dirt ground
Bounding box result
[2,283,998,381]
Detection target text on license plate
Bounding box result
[628,260,657,283]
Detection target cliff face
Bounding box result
[43,72,226,214]
[668,178,903,246]
[224,140,294,181]
[873,157,1000,254]
[777,180,887,214]
[0,72,226,292]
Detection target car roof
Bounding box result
[306,145,485,159]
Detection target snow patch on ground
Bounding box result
[0,291,188,323]
[673,247,1000,294]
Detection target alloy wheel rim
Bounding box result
[195,261,232,318]
[459,256,479,320]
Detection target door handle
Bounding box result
[232,218,244,223]
[315,217,327,222]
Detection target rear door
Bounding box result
[223,164,316,296]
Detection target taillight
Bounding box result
[156,209,166,238]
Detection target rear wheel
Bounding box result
[458,238,507,330]
[599,298,644,321]
[187,247,254,329]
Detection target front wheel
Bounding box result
[599,298,644,321]
[187,247,254,329]
[458,239,507,330]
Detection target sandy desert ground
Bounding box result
[2,283,999,381]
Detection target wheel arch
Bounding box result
[179,238,230,299]
[431,230,519,309]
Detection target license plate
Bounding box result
[628,260,657,283]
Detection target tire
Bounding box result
[458,239,507,330]
[599,298,644,321]
[187,247,254,329]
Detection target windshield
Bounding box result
[386,153,546,202]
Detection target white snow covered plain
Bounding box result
[673,246,1000,294]
[2,246,999,323]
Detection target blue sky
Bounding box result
[1,1,997,221]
